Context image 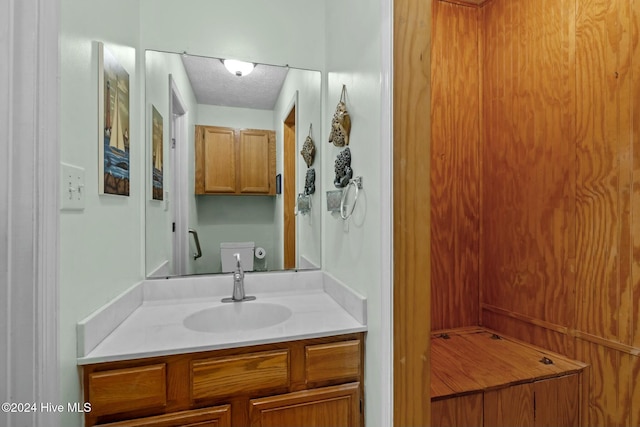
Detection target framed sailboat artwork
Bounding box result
[98,42,130,196]
[151,105,164,201]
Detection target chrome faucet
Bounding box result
[222,253,255,302]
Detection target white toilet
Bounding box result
[220,242,255,273]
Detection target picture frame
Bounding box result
[98,42,131,196]
[151,105,164,201]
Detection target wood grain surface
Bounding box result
[474,0,640,424]
[393,0,432,424]
[430,0,481,331]
[401,0,640,424]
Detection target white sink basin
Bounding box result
[183,302,293,333]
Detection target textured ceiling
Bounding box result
[181,54,289,110]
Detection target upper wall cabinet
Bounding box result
[195,125,276,195]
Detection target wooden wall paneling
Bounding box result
[481,0,523,317]
[632,355,640,426]
[575,340,632,427]
[533,0,577,329]
[631,0,640,351]
[393,0,432,423]
[575,0,632,343]
[616,0,634,349]
[430,0,481,331]
[481,0,576,326]
[481,309,574,357]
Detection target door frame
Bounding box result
[392,0,432,424]
[2,1,61,426]
[169,75,189,275]
[283,94,298,269]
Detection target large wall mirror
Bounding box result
[145,50,322,277]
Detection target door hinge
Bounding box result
[172,222,176,232]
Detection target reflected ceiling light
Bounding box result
[223,59,255,77]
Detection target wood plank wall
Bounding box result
[476,0,640,425]
[394,0,433,424]
[430,0,481,330]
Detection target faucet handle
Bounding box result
[233,253,244,278]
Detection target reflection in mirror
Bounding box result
[145,51,322,278]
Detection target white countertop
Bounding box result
[77,271,367,365]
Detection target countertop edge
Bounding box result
[77,325,367,365]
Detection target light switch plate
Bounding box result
[60,162,85,211]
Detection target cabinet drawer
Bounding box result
[191,350,289,400]
[305,340,361,384]
[88,364,167,417]
[95,405,231,427]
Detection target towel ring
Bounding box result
[340,177,362,220]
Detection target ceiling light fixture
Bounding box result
[223,59,255,77]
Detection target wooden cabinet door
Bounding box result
[238,129,274,194]
[533,374,580,427]
[196,126,236,194]
[431,393,483,427]
[484,374,581,427]
[195,126,275,195]
[484,382,535,427]
[96,405,231,427]
[249,383,361,427]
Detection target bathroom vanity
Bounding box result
[81,333,364,426]
[77,271,367,427]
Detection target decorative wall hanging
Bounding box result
[151,105,164,201]
[326,190,343,213]
[304,168,316,195]
[98,42,131,196]
[300,124,316,167]
[334,147,353,188]
[329,85,351,147]
[297,193,311,215]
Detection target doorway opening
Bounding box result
[169,76,189,275]
[283,105,297,269]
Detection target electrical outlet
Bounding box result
[60,162,85,210]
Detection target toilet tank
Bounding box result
[220,242,255,273]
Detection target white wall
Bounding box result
[144,50,198,276]
[273,69,323,269]
[59,1,141,426]
[324,1,386,425]
[197,105,274,129]
[139,0,326,71]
